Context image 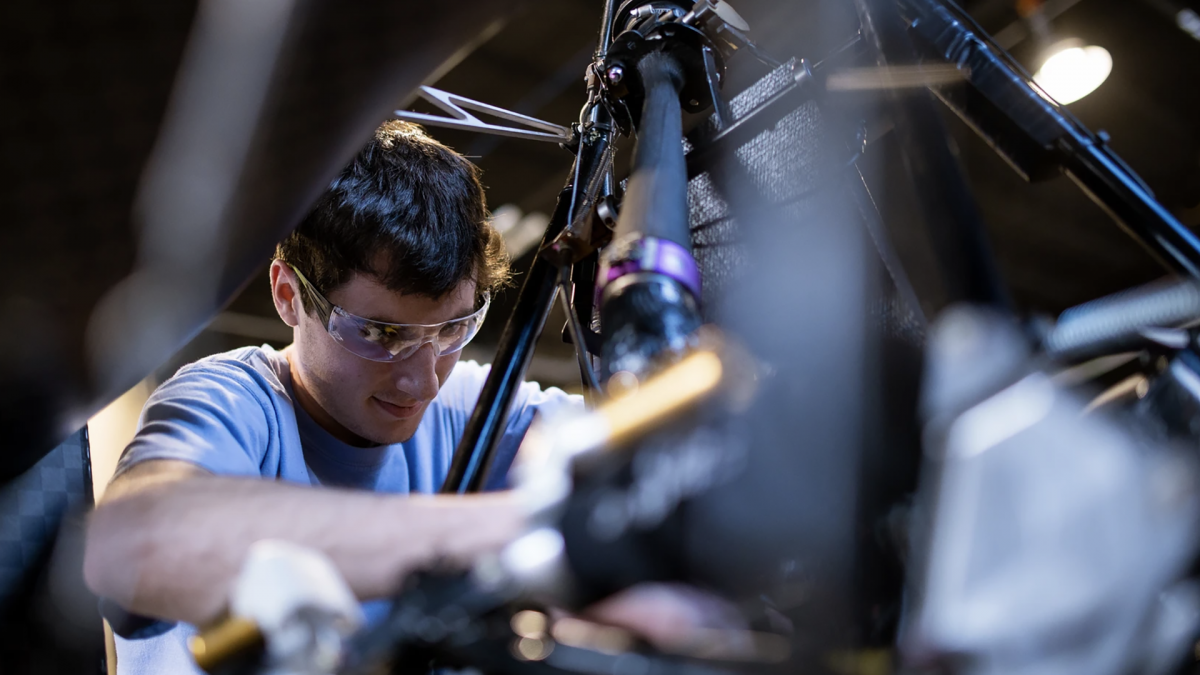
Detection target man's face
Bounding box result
[287,270,478,446]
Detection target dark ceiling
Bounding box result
[204,0,1200,387]
[406,0,1200,312]
[956,0,1200,308]
[3,0,1198,468]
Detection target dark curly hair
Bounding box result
[276,120,509,310]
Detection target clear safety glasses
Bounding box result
[290,265,490,362]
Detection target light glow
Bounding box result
[1033,41,1112,105]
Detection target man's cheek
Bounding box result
[435,354,460,387]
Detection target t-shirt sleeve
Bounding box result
[113,362,276,479]
[488,368,583,490]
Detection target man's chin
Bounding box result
[358,401,427,445]
[348,415,415,444]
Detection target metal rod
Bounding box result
[850,163,929,330]
[853,0,1011,311]
[702,46,732,131]
[901,0,1200,278]
[1061,141,1200,277]
[440,0,621,494]
[559,267,602,402]
[445,132,616,492]
[440,190,570,494]
[597,0,617,58]
[393,86,572,142]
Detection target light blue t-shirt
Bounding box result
[111,345,576,675]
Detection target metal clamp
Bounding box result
[600,235,703,302]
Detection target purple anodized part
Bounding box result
[600,236,702,302]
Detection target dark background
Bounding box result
[175,0,1200,391]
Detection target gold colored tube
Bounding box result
[189,616,263,673]
[601,350,724,448]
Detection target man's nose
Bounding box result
[391,342,441,401]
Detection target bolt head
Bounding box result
[606,65,624,84]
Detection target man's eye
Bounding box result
[359,324,394,343]
[440,322,467,338]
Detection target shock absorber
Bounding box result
[598,1,721,382]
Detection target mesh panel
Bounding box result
[685,59,924,346]
[685,60,831,314]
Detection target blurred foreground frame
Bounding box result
[0,0,523,483]
[0,429,102,674]
[3,0,1200,674]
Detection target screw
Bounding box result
[688,99,700,106]
[606,65,624,85]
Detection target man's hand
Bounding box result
[584,583,748,653]
[85,458,749,661]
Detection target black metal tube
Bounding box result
[440,189,571,494]
[1061,134,1200,278]
[854,0,1010,311]
[447,132,616,493]
[614,52,690,247]
[559,267,602,404]
[597,0,617,57]
[901,0,1200,278]
[442,154,607,493]
[440,2,621,494]
[599,50,702,381]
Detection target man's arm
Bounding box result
[84,459,523,626]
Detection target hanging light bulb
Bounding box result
[1033,38,1113,105]
[1014,0,1112,105]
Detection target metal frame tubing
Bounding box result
[901,0,1200,278]
[440,1,619,493]
[854,0,1011,311]
[440,189,570,494]
[1059,141,1200,277]
[614,52,690,247]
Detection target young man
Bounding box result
[83,120,578,673]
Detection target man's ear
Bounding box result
[270,260,302,328]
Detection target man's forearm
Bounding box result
[84,463,523,626]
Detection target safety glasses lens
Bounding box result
[325,298,488,363]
